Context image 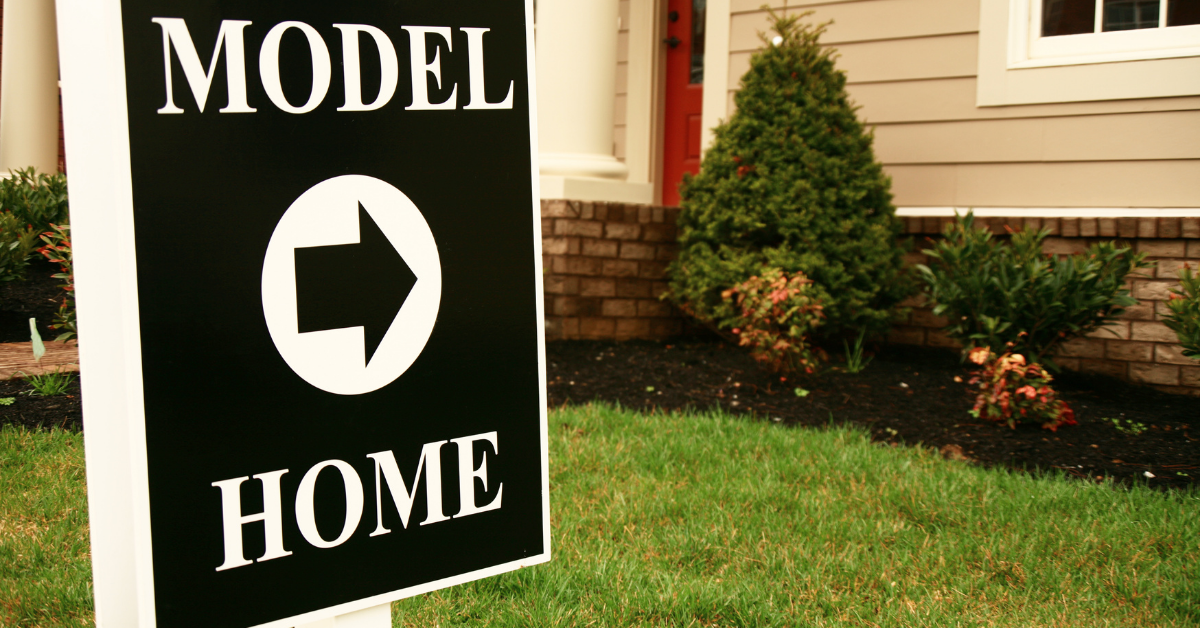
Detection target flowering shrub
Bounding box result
[1163,265,1200,359]
[39,224,75,341]
[722,268,825,374]
[967,346,1076,431]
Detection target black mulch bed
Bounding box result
[0,374,82,431]
[0,258,81,430]
[0,257,69,343]
[548,338,1200,491]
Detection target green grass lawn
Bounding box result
[2,406,1197,627]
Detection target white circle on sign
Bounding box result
[262,175,441,395]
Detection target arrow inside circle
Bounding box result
[294,203,416,366]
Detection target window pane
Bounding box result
[1168,0,1200,25]
[1043,0,1097,35]
[690,0,706,84]
[1104,0,1161,30]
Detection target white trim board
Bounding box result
[896,207,1200,218]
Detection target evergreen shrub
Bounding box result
[918,213,1148,369]
[665,10,910,342]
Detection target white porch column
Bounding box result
[0,0,61,174]
[536,0,652,203]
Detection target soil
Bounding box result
[547,338,1200,491]
[0,257,69,343]
[0,373,82,431]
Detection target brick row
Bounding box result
[903,216,1200,240]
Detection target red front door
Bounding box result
[661,0,705,207]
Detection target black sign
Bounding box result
[97,1,547,626]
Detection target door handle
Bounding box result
[663,36,681,48]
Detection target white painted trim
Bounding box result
[523,0,553,593]
[625,0,666,197]
[58,0,154,625]
[700,0,731,154]
[540,174,655,204]
[897,207,1200,217]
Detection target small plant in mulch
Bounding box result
[967,346,1075,431]
[1162,264,1200,358]
[16,317,76,397]
[918,212,1149,370]
[722,268,826,375]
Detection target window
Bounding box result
[1044,0,1200,35]
[977,0,1200,105]
[1011,0,1200,68]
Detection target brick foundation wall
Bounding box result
[541,200,685,340]
[540,202,1200,395]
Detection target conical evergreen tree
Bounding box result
[666,10,910,340]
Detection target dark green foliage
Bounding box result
[0,211,41,282]
[1162,266,1200,358]
[918,213,1149,370]
[0,168,69,283]
[0,168,69,232]
[666,10,911,340]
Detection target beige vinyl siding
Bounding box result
[721,0,1200,208]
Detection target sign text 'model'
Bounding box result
[154,18,514,115]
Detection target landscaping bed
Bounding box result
[2,254,1195,490]
[547,338,1200,491]
[0,374,81,431]
[0,257,67,343]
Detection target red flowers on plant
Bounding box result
[967,346,1076,431]
[721,268,825,374]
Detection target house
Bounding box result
[535,0,1200,394]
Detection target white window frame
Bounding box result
[1011,0,1200,68]
[977,0,1200,105]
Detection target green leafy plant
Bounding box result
[918,212,1149,370]
[0,168,69,231]
[1101,416,1147,436]
[967,347,1076,431]
[1162,265,1200,358]
[0,211,40,282]
[23,370,76,397]
[665,9,911,342]
[722,267,825,374]
[841,329,873,374]
[38,223,75,341]
[0,397,14,406]
[0,169,69,283]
